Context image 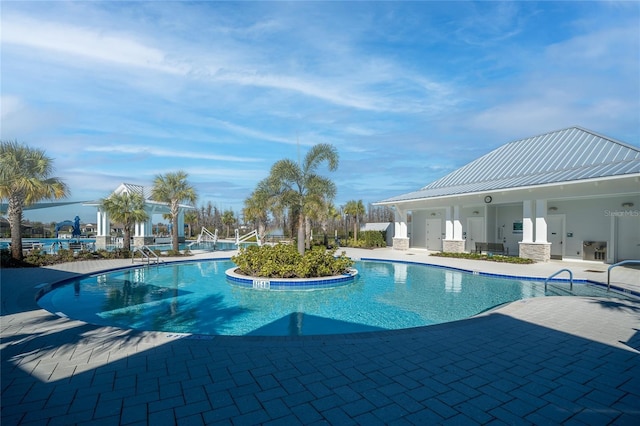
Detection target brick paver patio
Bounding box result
[2,248,639,425]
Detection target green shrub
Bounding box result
[430,252,535,264]
[231,243,354,278]
[343,230,386,248]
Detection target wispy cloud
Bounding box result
[84,145,262,163]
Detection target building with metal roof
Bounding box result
[376,127,640,262]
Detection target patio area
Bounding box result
[2,248,639,425]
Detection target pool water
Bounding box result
[0,238,238,253]
[37,259,628,337]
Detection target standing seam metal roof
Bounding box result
[379,126,640,203]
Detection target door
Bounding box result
[466,217,485,252]
[616,215,640,261]
[548,215,564,260]
[426,219,442,251]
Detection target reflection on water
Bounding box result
[38,259,625,337]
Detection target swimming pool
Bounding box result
[0,238,238,253]
[37,259,629,337]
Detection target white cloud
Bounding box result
[1,14,189,75]
[84,145,263,163]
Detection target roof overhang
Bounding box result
[375,173,640,210]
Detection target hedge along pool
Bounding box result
[36,259,630,337]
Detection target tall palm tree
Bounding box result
[151,171,197,252]
[221,209,236,238]
[101,192,149,252]
[267,143,338,255]
[344,199,366,242]
[243,180,272,244]
[0,141,69,260]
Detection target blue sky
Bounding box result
[2,1,639,224]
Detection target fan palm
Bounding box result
[0,141,69,260]
[151,171,197,252]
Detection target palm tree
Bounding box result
[151,171,197,252]
[100,192,149,252]
[243,180,272,244]
[344,199,365,242]
[0,141,69,260]
[267,143,339,255]
[221,209,236,238]
[184,210,198,238]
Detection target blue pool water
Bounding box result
[0,238,237,253]
[37,259,627,336]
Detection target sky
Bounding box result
[2,1,639,224]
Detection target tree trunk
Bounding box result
[305,216,311,250]
[172,201,179,252]
[258,221,266,245]
[123,227,132,252]
[353,220,358,242]
[8,193,24,261]
[297,214,305,255]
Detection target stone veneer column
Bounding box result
[392,207,410,250]
[519,242,551,262]
[392,237,410,250]
[442,240,465,253]
[442,205,465,253]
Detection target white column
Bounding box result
[522,200,533,243]
[96,210,102,236]
[178,211,185,237]
[535,199,548,243]
[394,208,408,238]
[445,206,454,240]
[453,205,462,240]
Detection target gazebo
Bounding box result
[84,183,196,249]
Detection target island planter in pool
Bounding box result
[225,267,359,291]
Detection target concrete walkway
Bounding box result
[2,248,639,425]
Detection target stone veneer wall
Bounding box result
[442,240,465,253]
[519,242,551,262]
[392,237,410,250]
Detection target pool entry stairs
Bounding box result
[132,245,163,265]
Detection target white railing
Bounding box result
[191,227,218,247]
[235,229,261,246]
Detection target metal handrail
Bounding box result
[132,245,162,265]
[545,268,574,291]
[607,260,640,291]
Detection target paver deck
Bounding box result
[2,248,639,425]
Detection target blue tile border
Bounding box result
[358,257,640,299]
[225,267,358,291]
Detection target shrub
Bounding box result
[430,252,535,264]
[232,243,354,278]
[343,230,386,248]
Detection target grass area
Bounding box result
[430,252,535,264]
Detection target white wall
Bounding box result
[495,205,522,256]
[549,195,640,261]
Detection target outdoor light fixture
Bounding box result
[548,206,558,211]
[621,202,634,208]
[472,211,479,215]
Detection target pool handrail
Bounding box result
[607,260,640,291]
[132,245,162,265]
[545,268,574,292]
